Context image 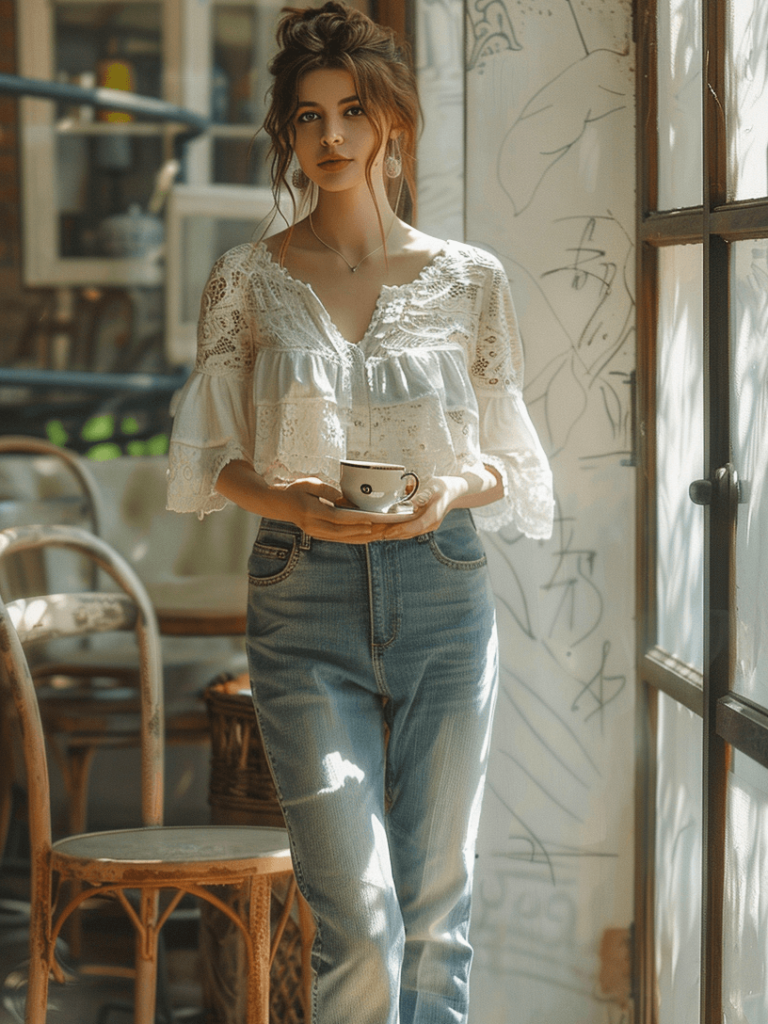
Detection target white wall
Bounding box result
[418,2,636,1021]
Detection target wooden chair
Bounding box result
[0,524,300,1024]
[0,436,211,854]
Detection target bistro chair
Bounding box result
[0,436,211,850]
[0,524,298,1024]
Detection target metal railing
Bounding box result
[0,72,208,153]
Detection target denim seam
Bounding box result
[248,695,306,883]
[250,685,322,1022]
[250,542,289,561]
[426,534,487,570]
[364,546,398,702]
[247,536,301,586]
[366,554,401,652]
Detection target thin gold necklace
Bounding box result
[309,209,395,273]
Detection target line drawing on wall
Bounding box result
[460,0,636,1020]
[466,0,522,71]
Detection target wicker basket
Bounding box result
[202,672,305,1024]
[205,673,284,828]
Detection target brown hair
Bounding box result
[263,2,419,231]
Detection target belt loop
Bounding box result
[300,531,312,551]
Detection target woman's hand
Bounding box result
[216,460,503,545]
[273,478,383,543]
[369,477,459,541]
[215,461,378,544]
[371,465,503,542]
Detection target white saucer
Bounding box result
[322,499,416,522]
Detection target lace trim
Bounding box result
[166,440,251,520]
[255,399,349,463]
[194,247,259,378]
[472,453,554,537]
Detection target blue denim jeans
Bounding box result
[246,509,498,1024]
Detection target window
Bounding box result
[636,2,768,1021]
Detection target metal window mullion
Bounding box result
[639,208,705,244]
[717,695,768,773]
[633,0,661,1018]
[700,0,730,1020]
[641,649,704,717]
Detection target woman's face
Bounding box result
[292,68,392,193]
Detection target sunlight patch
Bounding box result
[319,750,365,794]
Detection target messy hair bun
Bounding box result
[263,2,419,218]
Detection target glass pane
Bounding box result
[54,3,162,108]
[180,216,257,323]
[212,4,280,127]
[57,135,164,258]
[54,3,164,260]
[212,135,270,187]
[726,0,768,201]
[657,0,703,210]
[723,752,768,1023]
[731,242,768,704]
[656,244,704,670]
[655,691,702,1024]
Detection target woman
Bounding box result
[167,4,553,1022]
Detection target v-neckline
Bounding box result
[254,240,448,348]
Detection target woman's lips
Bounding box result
[318,157,352,171]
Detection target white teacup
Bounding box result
[339,460,420,513]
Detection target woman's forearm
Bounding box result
[215,458,504,539]
[215,459,293,519]
[447,464,504,510]
[214,460,378,543]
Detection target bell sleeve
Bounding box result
[470,262,554,538]
[166,250,257,518]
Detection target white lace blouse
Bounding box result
[166,238,553,537]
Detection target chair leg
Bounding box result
[134,890,160,1024]
[62,744,98,959]
[25,954,51,1024]
[245,877,272,1024]
[25,879,52,1024]
[0,709,14,864]
[297,890,315,1019]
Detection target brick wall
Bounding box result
[0,0,20,280]
[0,0,49,366]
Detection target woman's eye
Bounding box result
[345,106,364,117]
[296,111,318,123]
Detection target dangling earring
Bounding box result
[292,165,309,190]
[384,137,402,179]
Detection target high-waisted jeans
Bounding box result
[245,509,499,1024]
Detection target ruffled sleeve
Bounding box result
[470,261,554,538]
[166,247,257,518]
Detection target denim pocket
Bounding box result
[248,528,301,586]
[426,519,487,570]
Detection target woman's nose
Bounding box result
[321,121,343,146]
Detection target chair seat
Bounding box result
[51,825,293,883]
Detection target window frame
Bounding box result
[634,1,768,1022]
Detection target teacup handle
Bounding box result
[400,471,419,501]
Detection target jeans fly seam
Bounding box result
[365,545,401,651]
[365,545,396,697]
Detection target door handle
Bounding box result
[689,478,712,505]
[689,463,742,513]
